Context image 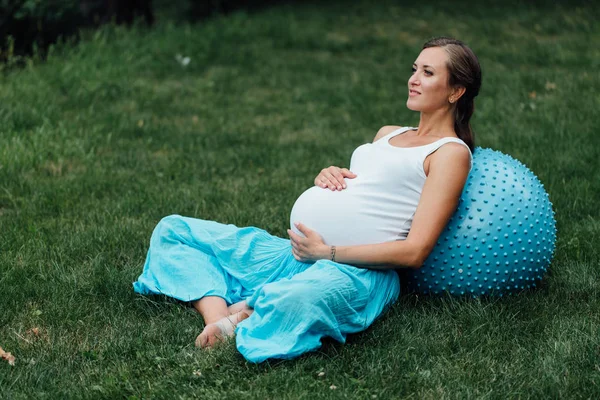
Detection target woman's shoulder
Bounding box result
[372,125,405,143]
[427,141,473,174]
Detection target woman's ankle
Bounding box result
[232,309,253,324]
[192,296,229,325]
[204,312,230,326]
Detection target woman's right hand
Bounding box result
[314,166,357,191]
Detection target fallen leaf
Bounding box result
[192,116,199,124]
[0,347,16,366]
[528,91,537,99]
[27,327,40,336]
[318,371,325,377]
[137,120,144,128]
[329,385,337,390]
[545,81,557,90]
[193,370,202,377]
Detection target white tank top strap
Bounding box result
[378,126,416,143]
[423,137,473,168]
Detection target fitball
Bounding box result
[406,148,557,297]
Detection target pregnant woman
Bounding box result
[133,37,481,363]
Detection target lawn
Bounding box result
[1,0,599,398]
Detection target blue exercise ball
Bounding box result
[406,147,557,297]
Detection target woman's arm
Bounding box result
[289,143,472,269]
[289,225,426,269]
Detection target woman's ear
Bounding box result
[449,86,466,103]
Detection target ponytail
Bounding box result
[454,94,475,152]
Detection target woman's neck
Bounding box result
[415,108,456,138]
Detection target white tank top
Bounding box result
[289,127,472,246]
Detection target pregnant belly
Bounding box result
[289,184,393,246]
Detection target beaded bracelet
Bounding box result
[330,245,336,262]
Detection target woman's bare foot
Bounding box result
[195,322,226,348]
[195,310,252,348]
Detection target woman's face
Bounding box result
[406,47,454,113]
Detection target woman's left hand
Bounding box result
[287,222,330,262]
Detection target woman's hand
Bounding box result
[314,166,357,191]
[287,222,330,262]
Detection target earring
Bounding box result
[449,97,454,103]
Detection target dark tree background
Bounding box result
[1,0,287,62]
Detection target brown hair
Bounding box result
[423,37,481,152]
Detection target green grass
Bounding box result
[1,0,600,398]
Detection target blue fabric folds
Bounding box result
[133,215,400,363]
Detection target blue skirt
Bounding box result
[133,215,400,363]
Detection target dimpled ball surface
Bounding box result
[406,147,557,297]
